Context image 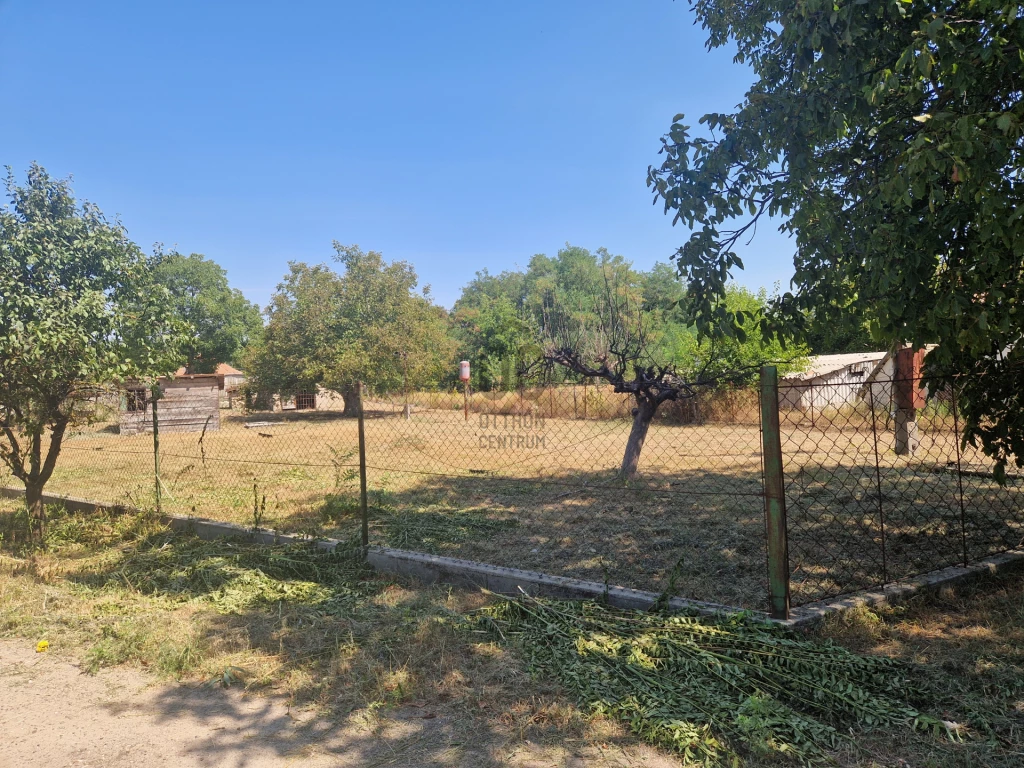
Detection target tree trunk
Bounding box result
[619,398,657,480]
[340,383,362,418]
[25,480,45,543]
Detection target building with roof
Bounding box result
[175,363,246,390]
[120,373,225,436]
[780,351,894,411]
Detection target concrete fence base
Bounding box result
[4,486,1023,627]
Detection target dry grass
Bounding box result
[0,498,674,766]
[4,394,1020,611]
[815,570,1024,767]
[4,498,1024,766]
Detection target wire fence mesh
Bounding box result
[4,368,1022,614]
[779,374,1024,606]
[362,384,768,608]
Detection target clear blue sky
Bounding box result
[0,0,795,310]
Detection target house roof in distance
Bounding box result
[174,363,244,377]
[785,352,886,381]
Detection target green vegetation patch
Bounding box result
[381,509,518,551]
[108,534,377,615]
[479,595,957,766]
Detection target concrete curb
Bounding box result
[164,514,740,616]
[0,487,738,617]
[5,486,1024,627]
[783,548,1024,628]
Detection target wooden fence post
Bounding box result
[760,366,790,620]
[357,381,369,549]
[151,384,162,515]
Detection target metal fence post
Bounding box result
[357,381,369,548]
[760,366,790,620]
[951,389,969,566]
[151,384,162,515]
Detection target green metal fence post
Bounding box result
[357,380,369,549]
[760,366,790,620]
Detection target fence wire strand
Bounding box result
[779,375,1024,605]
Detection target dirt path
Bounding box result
[0,640,677,768]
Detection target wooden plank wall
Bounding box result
[120,381,221,436]
[159,383,221,434]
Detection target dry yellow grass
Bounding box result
[4,394,1020,610]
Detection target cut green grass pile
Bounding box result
[478,595,954,766]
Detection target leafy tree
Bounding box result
[0,165,185,538]
[540,258,681,479]
[246,244,454,415]
[639,261,687,313]
[649,0,1024,476]
[450,246,803,477]
[243,262,339,407]
[150,250,263,373]
[451,270,537,390]
[539,255,802,478]
[662,286,807,381]
[803,312,876,355]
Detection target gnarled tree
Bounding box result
[539,254,699,480]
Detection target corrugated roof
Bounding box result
[785,352,886,381]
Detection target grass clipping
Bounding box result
[479,595,953,765]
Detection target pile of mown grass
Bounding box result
[478,594,964,766]
[0,501,479,709]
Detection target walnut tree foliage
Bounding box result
[649,0,1024,476]
[0,165,185,535]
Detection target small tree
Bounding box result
[535,254,803,479]
[539,261,698,480]
[0,165,184,539]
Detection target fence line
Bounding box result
[5,370,1021,617]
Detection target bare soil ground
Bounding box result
[0,639,678,768]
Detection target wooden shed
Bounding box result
[780,352,892,411]
[120,374,224,436]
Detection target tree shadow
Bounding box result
[817,570,1024,767]
[309,466,772,610]
[787,460,1024,604]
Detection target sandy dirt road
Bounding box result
[0,640,676,768]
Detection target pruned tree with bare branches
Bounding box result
[534,263,704,480]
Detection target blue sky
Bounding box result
[0,0,795,310]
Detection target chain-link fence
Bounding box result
[779,374,1024,606]
[4,368,1022,616]
[363,384,767,608]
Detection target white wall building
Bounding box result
[780,352,894,411]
